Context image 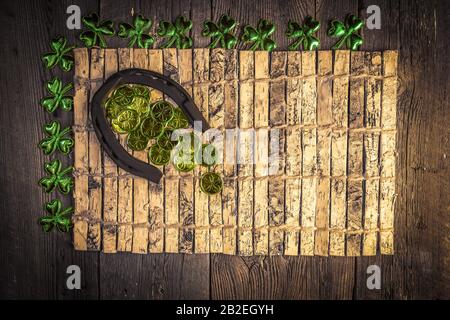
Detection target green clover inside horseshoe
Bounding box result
[79,13,115,48]
[286,16,320,51]
[241,19,277,52]
[157,15,193,49]
[328,14,364,50]
[202,14,238,49]
[118,14,155,49]
[39,199,73,233]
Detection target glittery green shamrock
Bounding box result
[241,19,277,51]
[202,14,238,49]
[79,13,115,48]
[286,16,320,51]
[39,159,74,195]
[41,37,75,72]
[39,199,73,233]
[157,15,193,49]
[39,121,74,155]
[40,78,73,113]
[328,14,364,50]
[118,14,155,48]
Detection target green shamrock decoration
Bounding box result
[157,15,193,49]
[241,19,277,51]
[39,159,74,195]
[41,37,75,72]
[39,199,73,233]
[79,13,115,48]
[39,121,74,155]
[202,14,238,49]
[286,16,320,51]
[118,14,155,48]
[328,14,364,50]
[40,78,73,113]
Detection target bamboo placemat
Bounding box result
[72,48,397,256]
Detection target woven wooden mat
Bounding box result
[72,48,397,256]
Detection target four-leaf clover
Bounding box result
[40,78,73,113]
[157,16,193,49]
[39,159,74,195]
[39,121,74,155]
[241,19,277,51]
[118,14,155,48]
[328,14,364,50]
[39,199,73,233]
[202,14,238,49]
[41,37,75,72]
[286,16,320,51]
[79,13,115,48]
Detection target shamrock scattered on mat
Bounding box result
[42,37,75,72]
[328,14,364,50]
[39,121,74,155]
[79,13,115,48]
[40,78,73,113]
[118,14,155,48]
[157,15,193,49]
[286,16,320,51]
[39,159,74,195]
[202,14,238,49]
[39,199,73,233]
[241,19,277,51]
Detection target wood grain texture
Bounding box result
[1,0,448,301]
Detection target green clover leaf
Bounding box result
[202,14,238,49]
[39,121,74,155]
[41,37,75,72]
[286,16,320,51]
[39,199,73,233]
[157,15,193,49]
[40,78,73,113]
[79,13,115,48]
[39,159,74,195]
[241,19,276,51]
[118,14,155,48]
[328,14,364,50]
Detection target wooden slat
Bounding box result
[284,178,300,255]
[268,51,286,255]
[349,51,366,128]
[73,48,89,251]
[131,48,149,254]
[346,180,363,256]
[237,51,254,256]
[253,51,269,255]
[380,178,395,254]
[363,52,382,255]
[315,51,333,256]
[102,48,118,253]
[162,48,180,253]
[178,49,195,254]
[87,48,104,251]
[193,48,210,253]
[222,50,238,255]
[147,49,164,253]
[300,51,317,255]
[329,51,350,256]
[208,48,225,253]
[116,48,133,252]
[332,51,350,128]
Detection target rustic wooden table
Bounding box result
[0,0,448,299]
